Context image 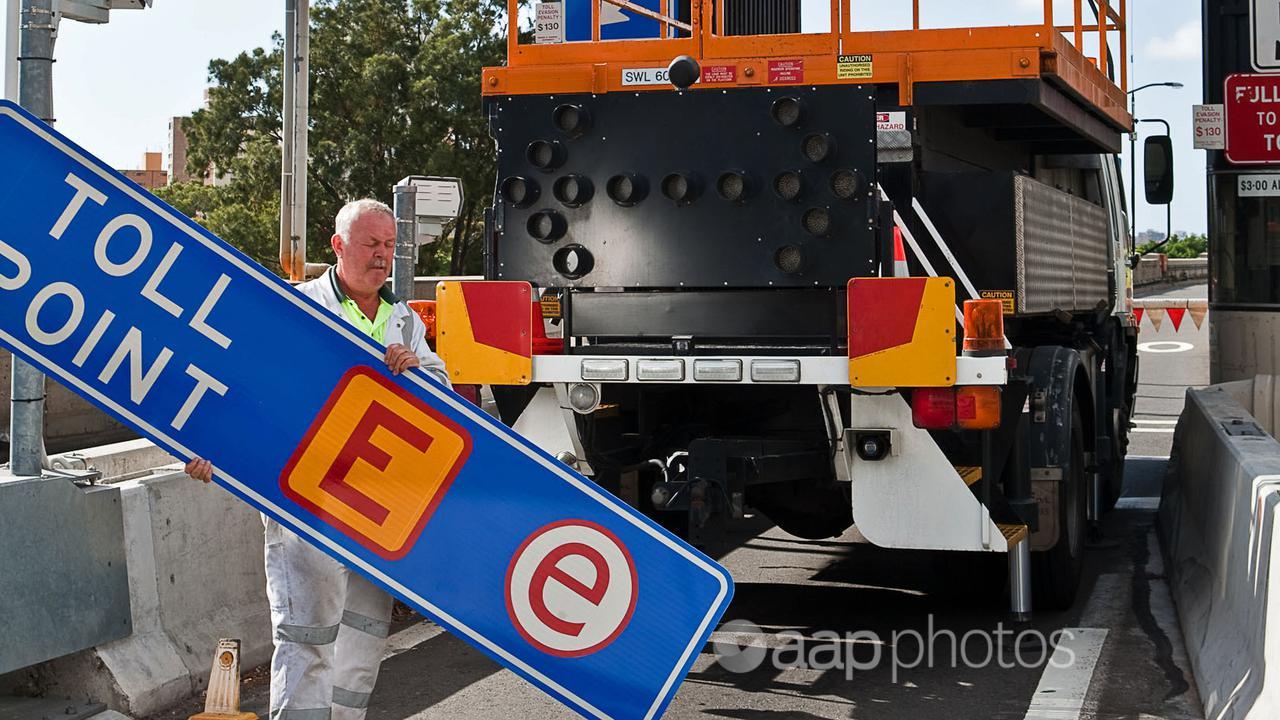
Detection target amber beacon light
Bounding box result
[962,299,1005,356]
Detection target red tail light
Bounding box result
[911,388,956,429]
[912,386,1002,430]
[454,384,481,406]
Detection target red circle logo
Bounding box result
[504,519,638,657]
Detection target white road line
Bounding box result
[1134,418,1179,425]
[1132,428,1176,434]
[1023,628,1108,720]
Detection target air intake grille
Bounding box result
[720,0,800,35]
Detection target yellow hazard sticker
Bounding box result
[539,295,562,319]
[837,54,873,80]
[980,290,1016,315]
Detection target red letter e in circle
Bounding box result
[506,520,638,657]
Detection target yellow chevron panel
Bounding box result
[848,277,957,388]
[436,281,533,385]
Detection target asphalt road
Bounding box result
[153,284,1210,720]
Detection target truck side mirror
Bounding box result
[1144,135,1174,205]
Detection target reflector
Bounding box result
[661,173,698,205]
[775,245,804,274]
[717,171,749,203]
[830,169,861,200]
[553,175,594,207]
[500,176,539,208]
[553,104,591,137]
[773,170,802,202]
[606,173,646,205]
[526,140,565,171]
[803,207,831,236]
[527,210,566,242]
[802,133,835,163]
[771,96,804,127]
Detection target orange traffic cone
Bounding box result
[893,226,910,277]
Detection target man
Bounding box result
[186,198,447,720]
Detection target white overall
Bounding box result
[266,269,448,720]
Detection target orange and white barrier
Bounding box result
[1131,299,1209,333]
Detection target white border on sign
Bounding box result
[1224,74,1280,164]
[1251,0,1280,72]
[0,104,729,720]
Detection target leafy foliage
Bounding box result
[162,0,507,277]
[1136,232,1208,259]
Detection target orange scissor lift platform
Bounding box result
[482,0,1132,152]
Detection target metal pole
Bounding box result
[392,183,416,300]
[1009,537,1032,622]
[4,0,19,101]
[279,0,296,280]
[1129,93,1136,243]
[294,0,310,279]
[10,0,54,477]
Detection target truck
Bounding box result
[432,0,1173,615]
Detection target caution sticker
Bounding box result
[701,64,737,84]
[280,366,472,559]
[837,54,873,80]
[768,58,804,84]
[539,294,562,319]
[980,290,1016,315]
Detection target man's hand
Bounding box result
[185,457,213,484]
[384,343,421,375]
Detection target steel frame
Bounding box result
[485,0,1130,132]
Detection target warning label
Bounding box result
[768,58,804,84]
[980,290,1016,315]
[836,54,873,80]
[539,295,562,319]
[701,64,737,84]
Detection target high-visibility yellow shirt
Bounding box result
[339,296,394,343]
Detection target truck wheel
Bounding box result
[1030,406,1086,610]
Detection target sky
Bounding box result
[3,0,1204,235]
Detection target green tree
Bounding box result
[1136,232,1208,259]
[168,0,507,277]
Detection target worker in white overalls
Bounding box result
[186,198,448,720]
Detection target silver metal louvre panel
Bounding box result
[1014,174,1110,314]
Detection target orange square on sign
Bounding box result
[280,366,472,560]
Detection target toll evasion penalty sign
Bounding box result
[0,101,732,720]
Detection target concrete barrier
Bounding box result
[1,462,270,717]
[1134,253,1209,287]
[1162,382,1280,719]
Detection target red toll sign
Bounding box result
[1225,73,1280,164]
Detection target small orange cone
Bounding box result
[189,639,258,720]
[893,226,909,277]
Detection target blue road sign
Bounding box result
[0,100,733,720]
[566,0,662,42]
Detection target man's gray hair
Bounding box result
[334,198,394,246]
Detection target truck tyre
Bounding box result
[1101,323,1136,512]
[1031,406,1086,609]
